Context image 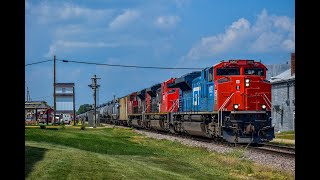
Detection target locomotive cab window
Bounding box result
[216,68,240,76]
[244,68,265,76]
[208,67,213,82]
[203,69,207,80]
[168,89,176,94]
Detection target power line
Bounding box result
[25,58,204,69]
[58,59,203,70]
[25,59,53,66]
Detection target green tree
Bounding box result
[76,104,92,115]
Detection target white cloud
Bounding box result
[186,9,295,60]
[45,40,118,57]
[25,0,30,10]
[155,15,181,29]
[45,37,148,58]
[108,9,140,30]
[54,25,106,39]
[56,40,117,48]
[174,0,191,8]
[28,2,113,24]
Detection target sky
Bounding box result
[25,0,295,110]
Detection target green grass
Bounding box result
[26,127,294,180]
[268,141,295,147]
[275,131,295,140]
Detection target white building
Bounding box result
[270,53,295,132]
[55,83,75,123]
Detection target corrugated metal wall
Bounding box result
[56,96,73,111]
[56,87,73,94]
[272,81,295,132]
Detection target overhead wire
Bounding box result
[57,59,203,70]
[25,58,204,70]
[25,59,53,66]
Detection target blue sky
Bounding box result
[25,0,295,110]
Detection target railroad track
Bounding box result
[102,123,295,157]
[247,143,295,157]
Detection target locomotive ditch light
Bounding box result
[233,104,239,110]
[245,79,250,87]
[261,104,266,110]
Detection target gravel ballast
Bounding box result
[134,129,295,173]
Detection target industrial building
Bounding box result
[25,101,53,124]
[270,53,295,132]
[55,83,75,124]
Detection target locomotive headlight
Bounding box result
[261,104,266,110]
[233,104,239,110]
[245,79,250,87]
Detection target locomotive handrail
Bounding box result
[218,92,234,134]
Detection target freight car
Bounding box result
[78,59,274,144]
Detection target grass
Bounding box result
[275,131,295,140]
[25,127,294,180]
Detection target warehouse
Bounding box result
[270,53,295,132]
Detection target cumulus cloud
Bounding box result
[25,0,30,10]
[174,0,191,8]
[186,9,295,60]
[27,2,113,24]
[108,9,140,30]
[45,37,148,57]
[45,40,118,57]
[155,15,181,29]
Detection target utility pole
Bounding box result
[53,55,56,125]
[88,75,100,128]
[73,86,76,126]
[26,81,31,102]
[113,95,116,119]
[26,86,30,102]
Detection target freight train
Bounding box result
[77,59,274,144]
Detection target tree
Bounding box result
[76,104,92,115]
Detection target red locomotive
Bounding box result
[80,59,274,144]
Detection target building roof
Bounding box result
[25,101,51,109]
[270,69,295,84]
[56,83,75,87]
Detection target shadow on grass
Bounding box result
[25,129,158,156]
[25,146,47,178]
[43,128,60,130]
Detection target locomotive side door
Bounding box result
[207,67,214,112]
[193,86,200,111]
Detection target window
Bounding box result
[216,68,240,76]
[244,68,265,76]
[208,67,213,82]
[168,89,176,94]
[62,88,66,93]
